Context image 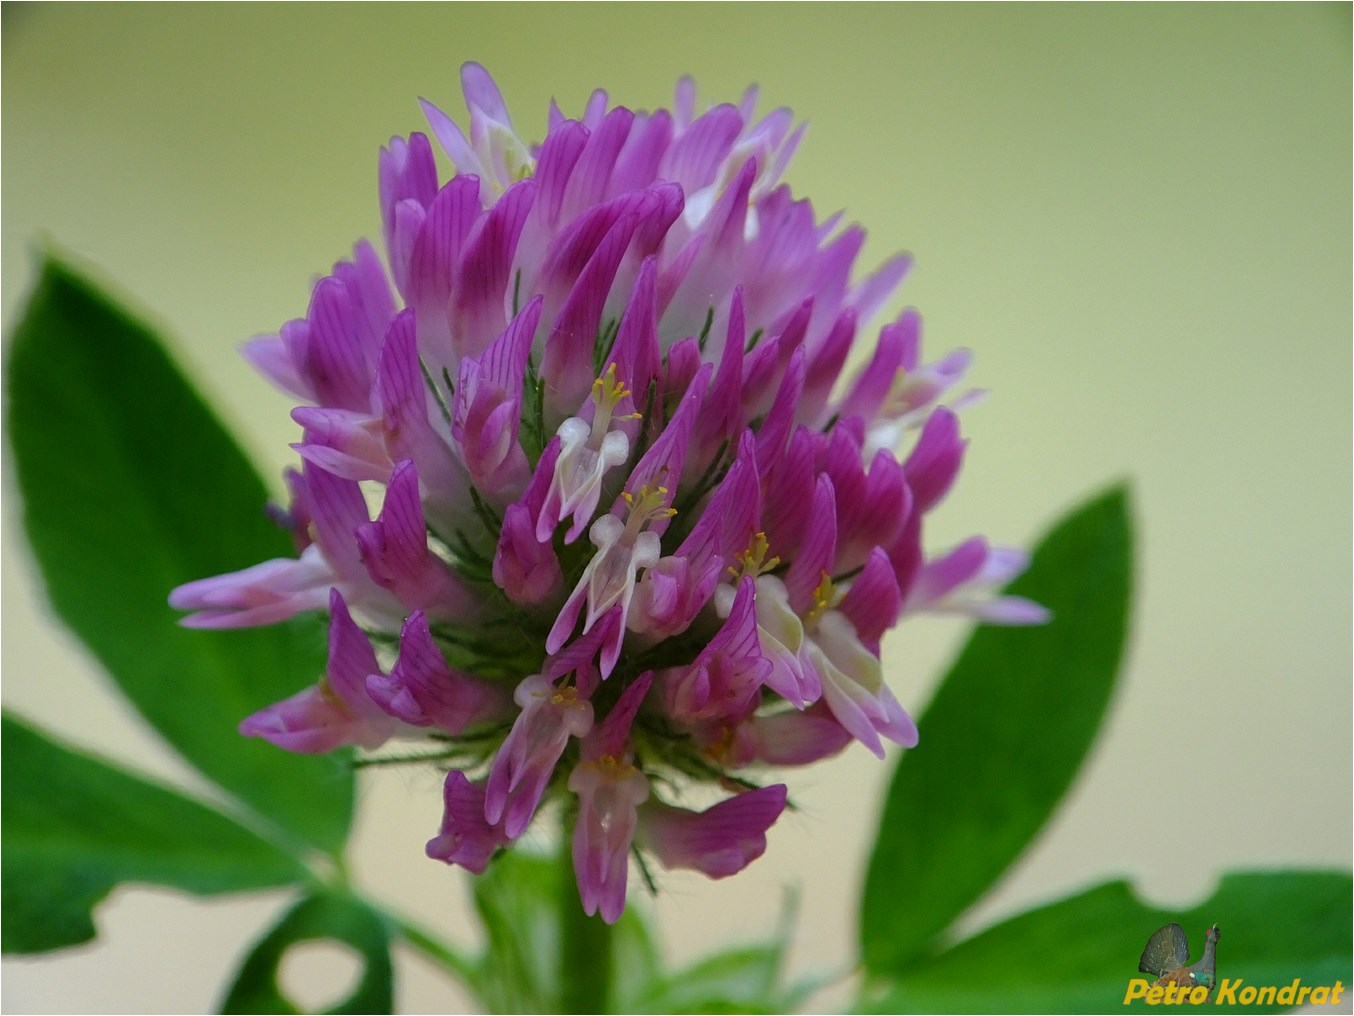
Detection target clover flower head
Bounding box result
[172,63,1044,922]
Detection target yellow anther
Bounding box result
[592,363,632,406]
[551,684,582,708]
[620,484,677,534]
[728,531,782,580]
[802,571,838,626]
[583,753,639,778]
[628,484,667,506]
[813,573,834,608]
[588,364,639,436]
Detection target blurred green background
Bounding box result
[3,4,1349,1012]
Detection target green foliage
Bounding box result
[856,488,1352,1012]
[219,892,394,1014]
[633,932,822,1014]
[1,713,306,954]
[856,871,1352,1014]
[862,486,1134,971]
[463,849,814,1014]
[6,257,351,855]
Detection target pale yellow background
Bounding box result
[3,4,1350,1014]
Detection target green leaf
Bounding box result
[633,893,824,1014]
[5,256,352,854]
[637,946,812,1015]
[642,945,785,1014]
[1,712,306,954]
[218,891,394,1015]
[857,870,1352,1014]
[861,486,1134,972]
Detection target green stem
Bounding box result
[558,822,615,1013]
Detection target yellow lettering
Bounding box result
[1310,985,1330,1005]
[1296,986,1312,1006]
[1213,978,1239,1005]
[1332,981,1344,1005]
[1124,978,1150,1003]
[1255,985,1276,1004]
[1188,985,1208,1005]
[1162,982,1179,1005]
[1147,985,1164,1004]
[1276,979,1300,1005]
[1238,985,1256,1004]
